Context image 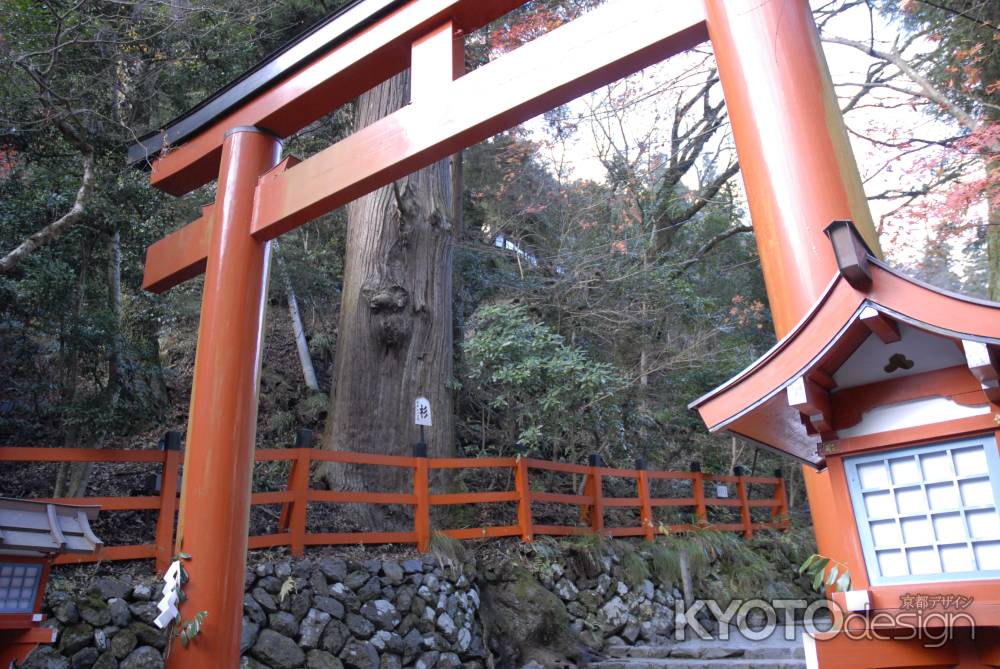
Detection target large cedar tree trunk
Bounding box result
[321,70,455,501]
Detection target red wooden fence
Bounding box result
[0,444,789,572]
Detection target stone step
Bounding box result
[604,645,806,661]
[590,659,807,669]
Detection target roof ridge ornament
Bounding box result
[824,220,874,291]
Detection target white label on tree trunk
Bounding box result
[716,484,729,498]
[415,397,432,426]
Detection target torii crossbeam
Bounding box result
[132,1,880,667]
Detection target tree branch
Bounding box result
[822,34,981,134]
[0,151,96,274]
[667,224,753,280]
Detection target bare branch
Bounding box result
[822,34,981,134]
[0,151,96,274]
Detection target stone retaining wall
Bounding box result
[23,537,805,669]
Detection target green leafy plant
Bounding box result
[800,553,851,594]
[169,552,209,648]
[179,610,208,648]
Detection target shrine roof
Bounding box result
[689,256,1000,468]
[0,498,102,556]
[126,0,527,168]
[127,0,393,165]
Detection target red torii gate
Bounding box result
[132,1,880,667]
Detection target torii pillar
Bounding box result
[705,0,882,658]
[173,127,281,665]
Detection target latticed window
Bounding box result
[846,435,1000,585]
[0,563,42,613]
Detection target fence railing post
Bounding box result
[515,454,534,543]
[279,428,312,535]
[413,442,430,552]
[734,465,753,539]
[636,458,654,542]
[288,429,313,556]
[586,454,605,536]
[154,431,182,573]
[691,461,707,527]
[772,468,789,530]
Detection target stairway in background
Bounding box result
[590,625,808,669]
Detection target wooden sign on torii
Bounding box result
[132,1,877,667]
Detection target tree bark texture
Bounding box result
[322,70,455,498]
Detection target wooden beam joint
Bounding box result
[859,305,900,344]
[963,340,1000,404]
[824,220,873,291]
[788,375,834,436]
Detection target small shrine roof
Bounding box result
[0,498,102,556]
[689,245,1000,468]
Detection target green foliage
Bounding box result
[653,529,796,601]
[800,553,852,595]
[179,610,208,648]
[619,545,651,588]
[461,303,624,459]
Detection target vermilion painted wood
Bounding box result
[308,490,417,505]
[586,467,605,535]
[594,467,640,479]
[771,477,788,527]
[305,531,418,545]
[531,525,593,536]
[146,0,525,195]
[0,617,48,632]
[706,524,745,532]
[708,499,743,507]
[428,457,516,469]
[704,0,880,338]
[308,449,416,467]
[649,498,697,507]
[637,470,654,542]
[832,365,983,431]
[0,627,56,669]
[0,447,164,462]
[154,447,181,571]
[735,477,753,538]
[253,491,295,504]
[52,545,157,564]
[830,415,999,456]
[602,497,642,508]
[428,491,519,505]
[440,526,521,540]
[33,496,159,511]
[704,475,740,483]
[413,456,430,552]
[142,205,214,293]
[170,129,281,669]
[515,457,534,542]
[645,471,697,480]
[247,534,288,550]
[692,474,707,525]
[530,492,593,506]
[289,449,311,556]
[248,0,708,241]
[252,449,299,462]
[3,446,784,565]
[525,459,592,475]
